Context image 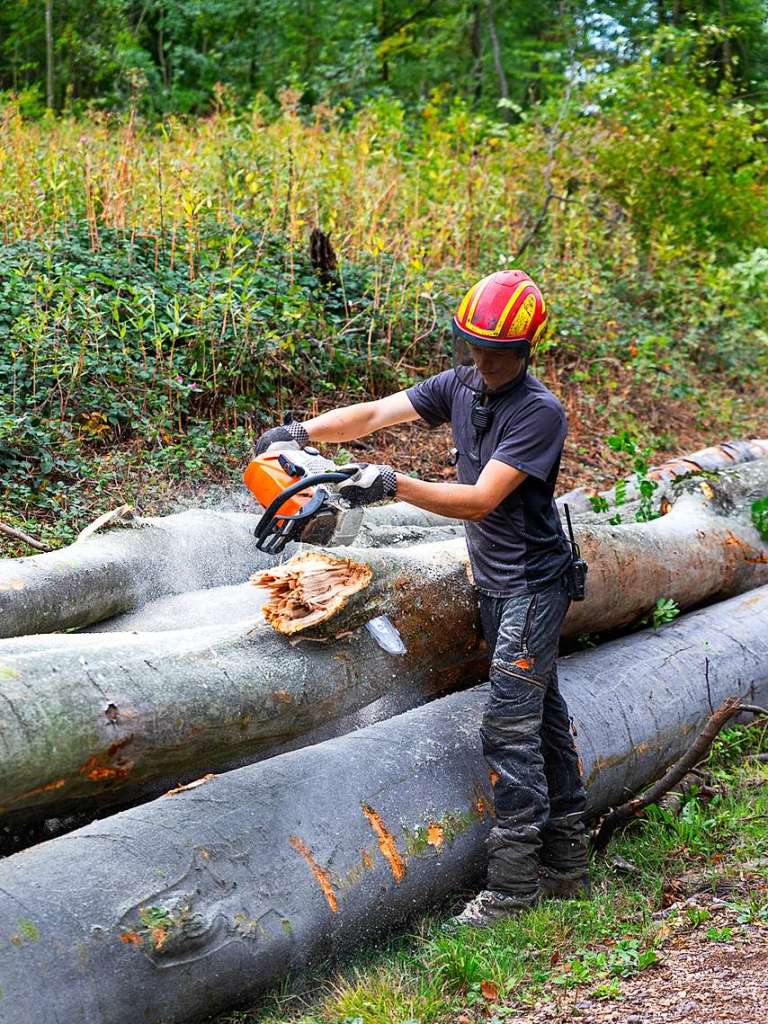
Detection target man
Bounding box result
[255,269,589,927]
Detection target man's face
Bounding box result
[469,345,524,390]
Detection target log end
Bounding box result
[252,552,373,635]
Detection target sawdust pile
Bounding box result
[253,551,372,635]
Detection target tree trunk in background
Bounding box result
[485,0,510,118]
[1,460,766,823]
[0,587,766,1024]
[469,2,483,100]
[45,0,54,109]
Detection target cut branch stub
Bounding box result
[254,552,373,635]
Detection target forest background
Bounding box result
[1,1,768,553]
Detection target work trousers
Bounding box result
[479,574,588,898]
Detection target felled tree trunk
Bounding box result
[256,459,768,640]
[0,510,273,639]
[0,587,765,1024]
[0,543,480,822]
[1,460,766,823]
[0,504,461,639]
[558,437,768,512]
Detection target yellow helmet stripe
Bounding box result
[491,281,530,336]
[456,283,477,323]
[465,275,492,326]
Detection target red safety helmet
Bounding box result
[452,270,548,360]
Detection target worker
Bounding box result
[255,270,589,927]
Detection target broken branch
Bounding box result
[592,695,745,851]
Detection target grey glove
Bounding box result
[338,463,397,506]
[254,421,309,455]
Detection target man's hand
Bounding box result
[338,463,397,506]
[254,421,309,455]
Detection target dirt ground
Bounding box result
[509,892,768,1024]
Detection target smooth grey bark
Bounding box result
[1,461,766,821]
[0,504,460,639]
[0,510,275,639]
[0,543,480,821]
[0,587,766,1024]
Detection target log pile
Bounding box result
[0,441,766,1022]
[0,586,765,1024]
[0,460,766,823]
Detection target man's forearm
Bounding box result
[394,474,489,521]
[303,403,380,444]
[302,391,419,444]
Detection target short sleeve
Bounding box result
[491,400,567,482]
[406,370,456,428]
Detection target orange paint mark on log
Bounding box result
[426,823,444,848]
[361,804,406,883]
[511,657,532,670]
[120,931,143,947]
[164,773,215,796]
[288,836,338,912]
[79,735,135,782]
[0,777,67,811]
[489,770,500,787]
[106,735,133,758]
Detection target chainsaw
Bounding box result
[243,443,364,554]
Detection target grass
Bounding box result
[212,721,768,1024]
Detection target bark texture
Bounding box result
[0,510,273,639]
[0,504,460,639]
[0,587,766,1024]
[1,461,766,821]
[558,438,768,512]
[0,542,479,821]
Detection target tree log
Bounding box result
[1,460,766,822]
[0,504,462,640]
[0,510,276,639]
[0,543,481,822]
[0,587,766,1023]
[558,437,768,512]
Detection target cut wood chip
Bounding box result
[252,551,373,635]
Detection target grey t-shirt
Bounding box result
[406,368,572,595]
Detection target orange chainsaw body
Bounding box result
[243,454,311,517]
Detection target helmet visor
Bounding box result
[452,330,476,370]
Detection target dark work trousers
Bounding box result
[479,573,588,898]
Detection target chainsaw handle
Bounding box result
[254,467,358,540]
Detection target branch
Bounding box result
[592,695,749,852]
[0,521,52,553]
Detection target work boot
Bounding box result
[539,865,591,900]
[540,812,590,900]
[447,888,539,930]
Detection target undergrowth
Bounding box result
[213,721,768,1024]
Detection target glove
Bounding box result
[338,463,397,506]
[254,421,309,455]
